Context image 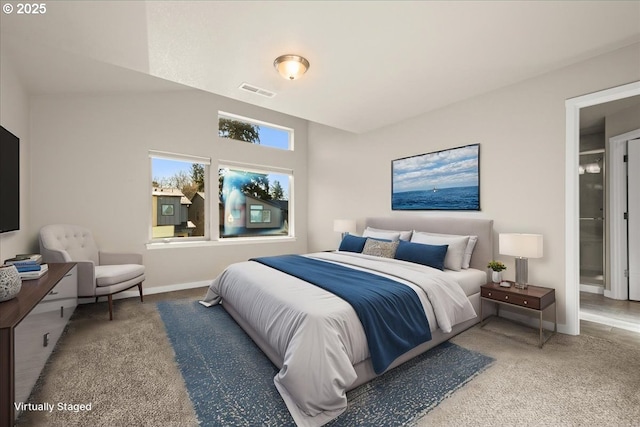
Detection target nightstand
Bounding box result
[479,282,557,348]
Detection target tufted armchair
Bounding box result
[39,224,145,320]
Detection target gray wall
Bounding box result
[0,51,31,263]
[26,89,308,289]
[606,103,640,142]
[307,43,640,327]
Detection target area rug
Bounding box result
[157,299,494,426]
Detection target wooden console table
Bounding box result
[0,262,76,427]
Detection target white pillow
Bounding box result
[363,227,412,241]
[362,228,401,242]
[411,231,478,269]
[463,236,478,269]
[410,231,470,271]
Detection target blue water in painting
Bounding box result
[392,186,479,210]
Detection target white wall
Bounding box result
[606,103,640,141]
[29,89,308,289]
[308,42,640,327]
[0,50,31,262]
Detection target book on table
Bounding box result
[19,264,49,280]
[13,261,42,273]
[4,254,43,265]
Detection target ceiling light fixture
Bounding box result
[274,54,310,80]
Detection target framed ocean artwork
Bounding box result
[392,144,480,211]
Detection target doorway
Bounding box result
[565,81,640,336]
[579,127,640,333]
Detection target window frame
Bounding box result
[218,160,294,241]
[149,150,211,244]
[161,204,175,216]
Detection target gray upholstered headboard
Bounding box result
[365,217,494,271]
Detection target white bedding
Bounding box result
[443,267,487,296]
[202,251,477,426]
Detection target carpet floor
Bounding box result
[15,287,640,426]
[157,299,494,426]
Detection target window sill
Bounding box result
[146,236,297,250]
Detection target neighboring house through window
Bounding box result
[219,165,292,239]
[150,151,210,241]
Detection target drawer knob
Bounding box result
[524,300,528,305]
[488,292,492,296]
[505,296,509,300]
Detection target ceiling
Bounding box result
[1,1,639,134]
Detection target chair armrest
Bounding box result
[40,247,72,263]
[99,251,143,265]
[76,260,97,298]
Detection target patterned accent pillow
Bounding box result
[362,238,399,258]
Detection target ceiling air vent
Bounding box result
[239,83,276,98]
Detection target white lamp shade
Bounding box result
[499,233,543,259]
[333,219,356,234]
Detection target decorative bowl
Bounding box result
[0,265,22,302]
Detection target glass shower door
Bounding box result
[579,151,605,287]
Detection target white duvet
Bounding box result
[201,251,476,426]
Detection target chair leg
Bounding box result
[108,294,113,321]
[138,282,144,303]
[95,296,99,304]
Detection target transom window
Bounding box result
[218,112,293,151]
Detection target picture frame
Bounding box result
[391,143,480,211]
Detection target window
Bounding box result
[150,151,210,241]
[219,165,292,239]
[218,112,293,151]
[161,205,174,216]
[249,205,272,224]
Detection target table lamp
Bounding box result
[499,233,543,289]
[333,219,356,240]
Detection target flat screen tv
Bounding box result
[392,143,480,211]
[0,125,20,233]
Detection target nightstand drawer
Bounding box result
[481,288,541,309]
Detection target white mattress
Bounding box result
[444,268,487,296]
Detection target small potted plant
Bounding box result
[487,260,506,283]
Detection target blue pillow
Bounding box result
[338,234,367,253]
[394,240,449,270]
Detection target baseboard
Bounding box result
[78,280,210,305]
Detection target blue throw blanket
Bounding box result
[251,254,432,374]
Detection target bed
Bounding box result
[202,216,493,426]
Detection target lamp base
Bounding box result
[514,257,528,289]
